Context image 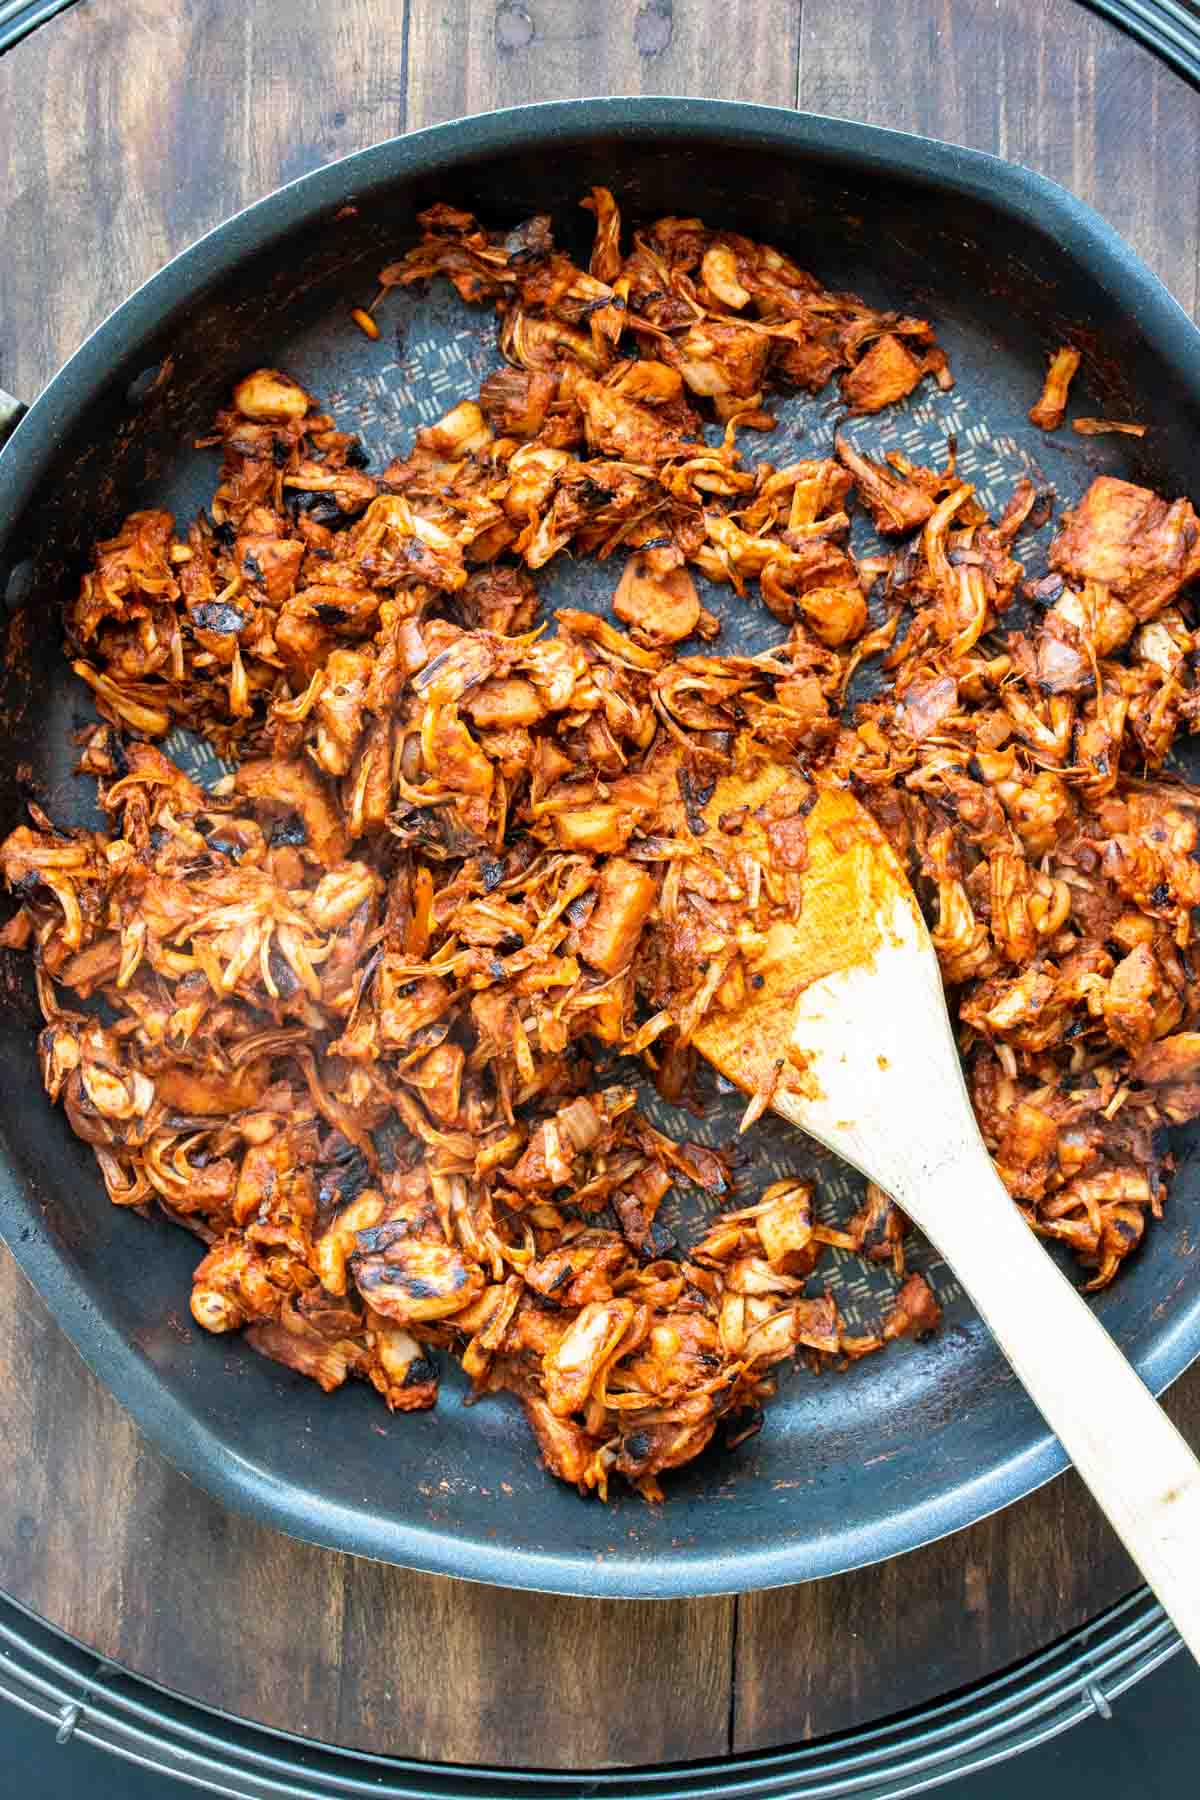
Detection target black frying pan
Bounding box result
[2,100,1200,1599]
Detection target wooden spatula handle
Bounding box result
[746,789,1200,1651]
[912,1142,1200,1660]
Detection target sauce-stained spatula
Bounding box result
[693,773,1200,1659]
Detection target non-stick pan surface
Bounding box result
[2,100,1200,1598]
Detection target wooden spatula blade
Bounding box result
[692,781,963,1192]
[689,769,1200,1662]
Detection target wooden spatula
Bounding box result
[693,770,1200,1659]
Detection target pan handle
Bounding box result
[0,389,27,451]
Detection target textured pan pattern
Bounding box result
[1,103,1199,1594]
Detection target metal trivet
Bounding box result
[0,1587,1180,1799]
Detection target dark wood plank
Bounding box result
[335,1554,733,1766]
[733,1371,1200,1747]
[1,0,1199,1768]
[0,1253,734,1764]
[405,0,803,130]
[0,0,412,407]
[0,1253,350,1743]
[798,0,1200,315]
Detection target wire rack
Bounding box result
[0,1587,1182,1800]
[1087,0,1200,82]
[0,0,75,54]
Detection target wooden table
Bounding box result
[1,0,1199,1772]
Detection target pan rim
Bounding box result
[2,96,1200,1598]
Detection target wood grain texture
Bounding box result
[733,1441,1168,1748]
[0,0,412,406]
[1,0,1200,1767]
[404,0,802,131]
[798,0,1200,317]
[0,1253,734,1764]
